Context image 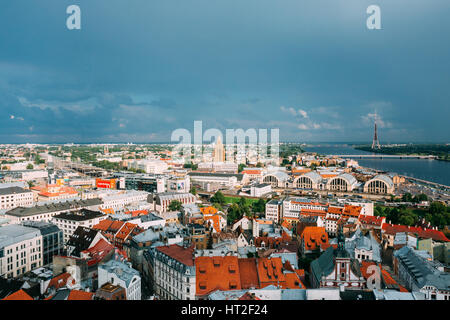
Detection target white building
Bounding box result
[187,172,240,189]
[51,209,106,243]
[150,192,196,213]
[265,199,283,223]
[250,183,272,197]
[128,159,169,174]
[0,224,43,278]
[99,190,149,212]
[197,162,238,173]
[98,259,141,300]
[0,187,34,210]
[3,198,103,225]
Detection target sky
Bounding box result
[0,0,449,144]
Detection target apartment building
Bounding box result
[4,198,103,224]
[149,244,196,300]
[0,224,43,278]
[0,187,33,210]
[51,209,106,243]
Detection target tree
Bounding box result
[401,193,413,202]
[252,198,266,214]
[227,203,243,224]
[168,200,182,211]
[190,186,197,195]
[238,197,248,208]
[238,164,245,173]
[27,181,34,188]
[210,191,226,206]
[414,194,428,203]
[26,163,34,170]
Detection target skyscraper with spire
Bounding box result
[213,135,225,162]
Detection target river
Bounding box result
[303,144,450,186]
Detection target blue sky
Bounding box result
[0,0,449,143]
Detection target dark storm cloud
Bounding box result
[0,0,449,143]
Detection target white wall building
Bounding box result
[0,187,34,210]
[128,159,169,174]
[51,209,106,243]
[0,224,43,278]
[250,183,272,197]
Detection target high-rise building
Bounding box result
[212,136,225,163]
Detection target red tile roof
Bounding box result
[256,257,285,286]
[2,289,33,300]
[82,238,114,266]
[200,206,218,216]
[301,226,329,252]
[67,290,94,300]
[359,215,385,227]
[47,273,74,291]
[156,244,195,266]
[238,258,260,289]
[382,223,449,242]
[196,256,242,296]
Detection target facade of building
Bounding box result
[0,224,43,278]
[4,198,103,224]
[149,244,196,300]
[250,183,272,197]
[21,221,64,266]
[51,209,106,243]
[149,192,196,213]
[0,187,33,210]
[128,159,168,174]
[393,246,450,300]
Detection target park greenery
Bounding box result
[374,201,450,229]
[210,191,267,224]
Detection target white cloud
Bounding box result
[280,106,297,116]
[298,109,308,119]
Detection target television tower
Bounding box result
[371,114,381,149]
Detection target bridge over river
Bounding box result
[333,154,437,159]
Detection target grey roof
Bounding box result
[53,209,104,221]
[298,171,323,184]
[21,221,61,236]
[263,171,289,182]
[0,186,32,195]
[132,228,160,244]
[366,174,394,188]
[345,228,381,262]
[99,259,140,287]
[0,224,41,249]
[394,246,450,291]
[310,247,336,284]
[334,173,357,186]
[5,198,103,217]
